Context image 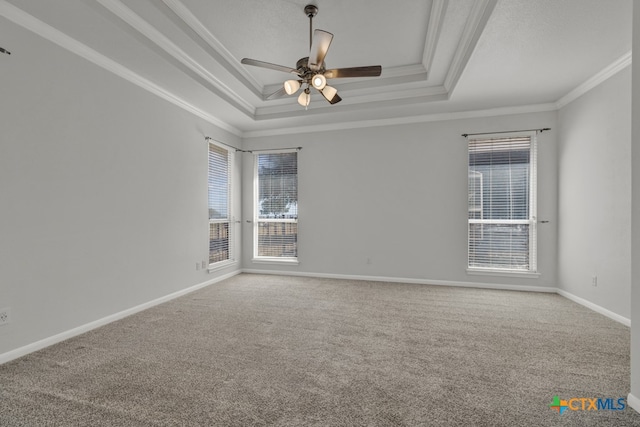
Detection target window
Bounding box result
[254,151,298,261]
[208,141,234,266]
[468,134,537,272]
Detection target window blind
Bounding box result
[468,136,536,271]
[256,152,298,258]
[208,142,232,264]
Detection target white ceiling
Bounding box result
[0,0,632,136]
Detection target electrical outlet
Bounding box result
[0,308,11,326]
[202,260,207,269]
[592,275,598,287]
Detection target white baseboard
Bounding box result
[628,393,640,414]
[556,289,630,326]
[0,270,241,366]
[241,269,557,293]
[1,269,630,366]
[243,269,632,327]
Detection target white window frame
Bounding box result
[207,139,236,271]
[253,149,299,265]
[467,132,538,276]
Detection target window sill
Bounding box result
[207,260,238,273]
[252,257,299,266]
[466,268,540,279]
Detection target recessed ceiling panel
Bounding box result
[180,0,432,86]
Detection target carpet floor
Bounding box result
[1,274,639,426]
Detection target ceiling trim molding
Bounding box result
[261,64,430,99]
[423,0,448,75]
[95,0,255,116]
[160,0,264,97]
[162,0,466,104]
[555,50,632,109]
[249,0,497,116]
[443,0,498,94]
[75,0,497,119]
[9,0,623,140]
[244,45,632,138]
[0,0,242,136]
[243,103,558,138]
[254,84,449,120]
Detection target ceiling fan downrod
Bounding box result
[304,5,318,50]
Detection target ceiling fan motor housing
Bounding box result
[296,57,325,81]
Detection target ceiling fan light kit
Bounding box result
[284,79,301,95]
[241,4,382,108]
[320,85,337,102]
[312,74,326,90]
[298,88,311,108]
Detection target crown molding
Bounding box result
[7,0,632,138]
[244,44,632,138]
[243,102,557,138]
[10,0,496,121]
[0,0,242,136]
[95,0,255,116]
[262,64,430,99]
[444,0,498,94]
[160,0,489,114]
[555,50,632,109]
[423,0,448,75]
[254,85,449,120]
[160,0,264,98]
[248,0,496,115]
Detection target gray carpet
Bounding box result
[1,274,639,426]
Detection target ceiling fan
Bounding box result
[241,4,382,108]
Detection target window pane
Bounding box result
[468,223,530,270]
[470,164,529,220]
[208,144,229,220]
[258,153,298,219]
[256,152,298,259]
[468,136,534,271]
[209,222,229,263]
[468,171,483,220]
[208,142,231,264]
[257,222,297,257]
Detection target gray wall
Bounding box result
[0,19,241,356]
[630,0,640,412]
[242,112,558,290]
[557,67,632,319]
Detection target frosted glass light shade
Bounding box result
[284,80,301,95]
[322,85,337,101]
[311,74,327,90]
[298,90,310,107]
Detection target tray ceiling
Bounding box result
[0,0,632,136]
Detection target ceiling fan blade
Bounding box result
[320,88,342,105]
[324,65,382,79]
[309,30,333,71]
[241,58,299,75]
[266,87,287,100]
